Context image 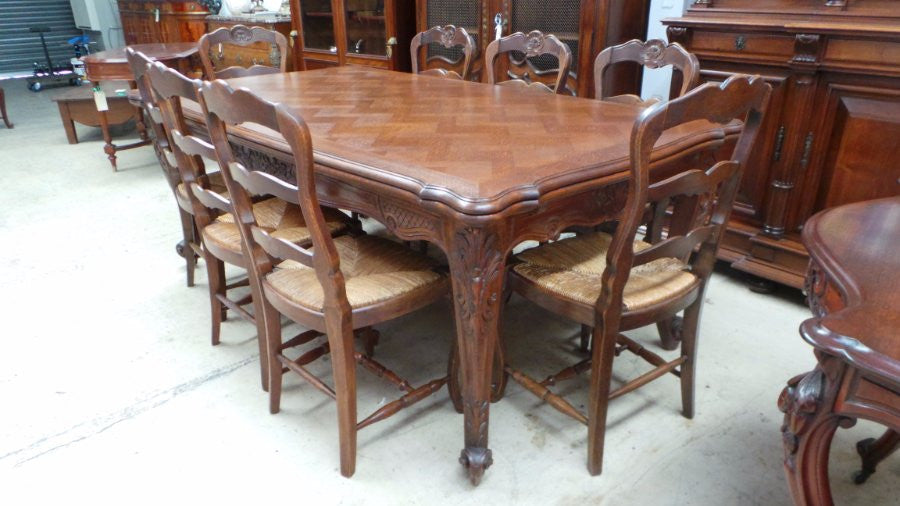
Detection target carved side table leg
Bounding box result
[853,429,900,484]
[778,356,853,506]
[446,224,507,485]
[92,81,117,171]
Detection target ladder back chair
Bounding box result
[198,25,289,80]
[410,25,476,80]
[146,62,351,391]
[199,79,451,478]
[126,48,210,287]
[594,39,700,107]
[485,30,572,94]
[505,75,771,475]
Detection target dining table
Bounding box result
[180,65,733,484]
[778,196,900,505]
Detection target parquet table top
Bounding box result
[184,66,726,215]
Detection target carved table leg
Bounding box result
[446,224,507,485]
[853,428,900,484]
[778,355,854,506]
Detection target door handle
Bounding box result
[386,36,397,58]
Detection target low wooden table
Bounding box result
[778,196,900,505]
[51,83,135,144]
[82,42,197,171]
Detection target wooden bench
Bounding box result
[51,82,135,144]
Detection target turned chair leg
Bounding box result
[177,209,196,287]
[205,255,227,346]
[679,301,703,419]
[586,323,618,476]
[328,322,359,478]
[0,87,12,129]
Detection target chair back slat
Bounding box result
[250,227,315,268]
[411,25,475,80]
[594,39,699,101]
[229,161,300,205]
[199,79,350,314]
[632,225,715,268]
[198,25,289,80]
[125,48,180,187]
[485,31,571,94]
[594,74,771,323]
[146,61,225,227]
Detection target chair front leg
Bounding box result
[586,321,619,476]
[326,314,358,478]
[679,300,703,419]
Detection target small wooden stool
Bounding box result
[0,85,12,129]
[51,83,135,144]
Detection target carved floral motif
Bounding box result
[440,26,457,48]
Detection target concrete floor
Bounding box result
[0,81,896,505]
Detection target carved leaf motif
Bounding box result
[640,40,666,68]
[524,31,545,56]
[231,26,253,43]
[440,26,457,48]
[378,198,437,237]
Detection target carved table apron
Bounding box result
[779,197,900,505]
[181,66,728,484]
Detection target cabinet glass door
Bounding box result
[344,0,387,56]
[424,0,482,78]
[301,0,336,51]
[508,0,581,94]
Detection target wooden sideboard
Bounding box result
[664,0,900,289]
[415,0,651,98]
[119,0,210,44]
[206,14,296,71]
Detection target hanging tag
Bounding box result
[92,86,109,112]
[154,8,160,23]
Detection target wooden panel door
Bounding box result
[798,75,900,225]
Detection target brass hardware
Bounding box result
[386,36,397,58]
[289,30,299,48]
[772,125,785,162]
[800,132,814,169]
[735,35,746,51]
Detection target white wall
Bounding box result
[640,0,692,102]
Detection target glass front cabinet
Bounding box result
[415,0,651,97]
[289,0,416,71]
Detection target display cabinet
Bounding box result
[664,0,900,289]
[118,1,210,44]
[288,0,416,71]
[414,0,651,97]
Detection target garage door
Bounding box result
[0,0,81,74]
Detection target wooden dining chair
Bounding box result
[504,75,770,475]
[410,25,476,80]
[199,78,451,478]
[593,39,700,106]
[198,25,289,80]
[145,61,351,390]
[126,48,211,287]
[485,30,572,94]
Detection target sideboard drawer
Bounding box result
[689,30,794,62]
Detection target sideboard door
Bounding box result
[796,75,900,226]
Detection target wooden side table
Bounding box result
[0,85,12,129]
[778,197,900,505]
[51,83,135,144]
[82,42,198,171]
